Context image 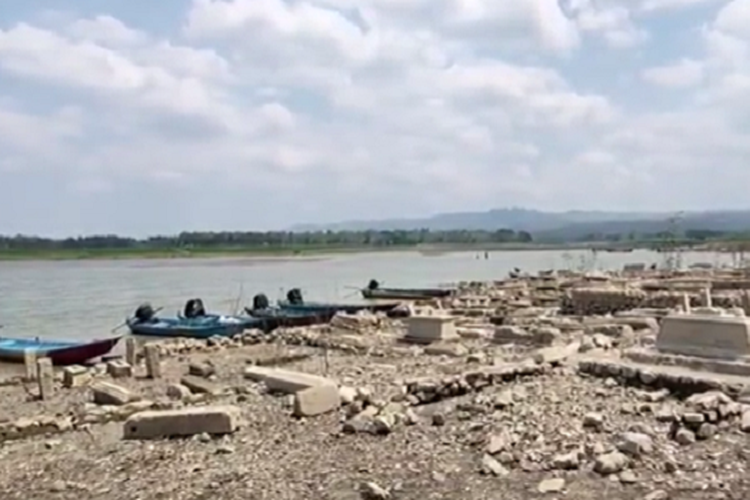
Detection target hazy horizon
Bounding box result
[2,1,750,237]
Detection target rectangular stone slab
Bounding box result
[657,314,750,359]
[123,406,242,439]
[245,367,335,394]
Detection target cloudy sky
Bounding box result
[0,0,749,236]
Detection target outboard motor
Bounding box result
[134,303,156,323]
[184,298,207,318]
[286,288,304,305]
[253,293,270,311]
[367,279,380,290]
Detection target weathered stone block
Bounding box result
[123,406,242,439]
[92,381,139,406]
[62,365,91,388]
[293,383,341,417]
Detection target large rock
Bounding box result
[123,406,242,439]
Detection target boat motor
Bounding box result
[184,298,207,318]
[253,293,270,311]
[134,303,156,323]
[367,279,380,290]
[286,288,304,305]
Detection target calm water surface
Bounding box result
[0,250,730,340]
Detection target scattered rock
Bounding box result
[537,477,565,493]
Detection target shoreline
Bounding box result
[0,243,683,262]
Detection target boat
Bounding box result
[277,288,401,316]
[0,335,122,365]
[126,300,269,339]
[360,279,454,300]
[245,294,334,328]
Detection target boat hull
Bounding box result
[277,300,399,315]
[246,307,334,327]
[361,288,453,300]
[127,315,264,339]
[0,336,121,365]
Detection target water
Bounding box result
[0,249,730,340]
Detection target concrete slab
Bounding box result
[244,367,335,394]
[123,405,242,439]
[657,313,750,359]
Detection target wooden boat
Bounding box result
[361,279,453,300]
[0,336,121,365]
[278,289,400,316]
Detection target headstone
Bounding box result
[402,315,459,344]
[125,337,137,367]
[657,313,750,359]
[704,287,713,308]
[143,344,161,379]
[36,357,54,400]
[23,350,37,381]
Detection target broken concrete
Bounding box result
[62,365,91,388]
[403,314,458,344]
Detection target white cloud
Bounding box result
[642,58,704,87]
[0,0,749,234]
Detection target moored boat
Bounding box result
[245,294,334,328]
[126,301,269,339]
[277,288,401,315]
[360,279,454,300]
[0,335,122,365]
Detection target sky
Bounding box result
[1,0,750,236]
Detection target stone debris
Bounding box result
[4,269,750,498]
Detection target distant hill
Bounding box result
[290,208,667,233]
[290,208,750,240]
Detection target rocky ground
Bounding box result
[0,320,748,500]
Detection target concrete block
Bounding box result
[180,375,222,395]
[36,357,54,400]
[657,313,750,359]
[293,383,341,417]
[92,381,139,406]
[125,337,138,366]
[144,344,161,379]
[403,315,458,344]
[23,350,37,381]
[107,360,133,378]
[123,405,242,439]
[62,365,91,388]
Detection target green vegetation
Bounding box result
[0,229,534,260]
[2,227,749,261]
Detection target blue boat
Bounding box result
[126,300,268,339]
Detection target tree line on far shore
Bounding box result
[0,227,748,252]
[0,229,534,251]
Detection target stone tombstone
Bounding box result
[656,313,750,360]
